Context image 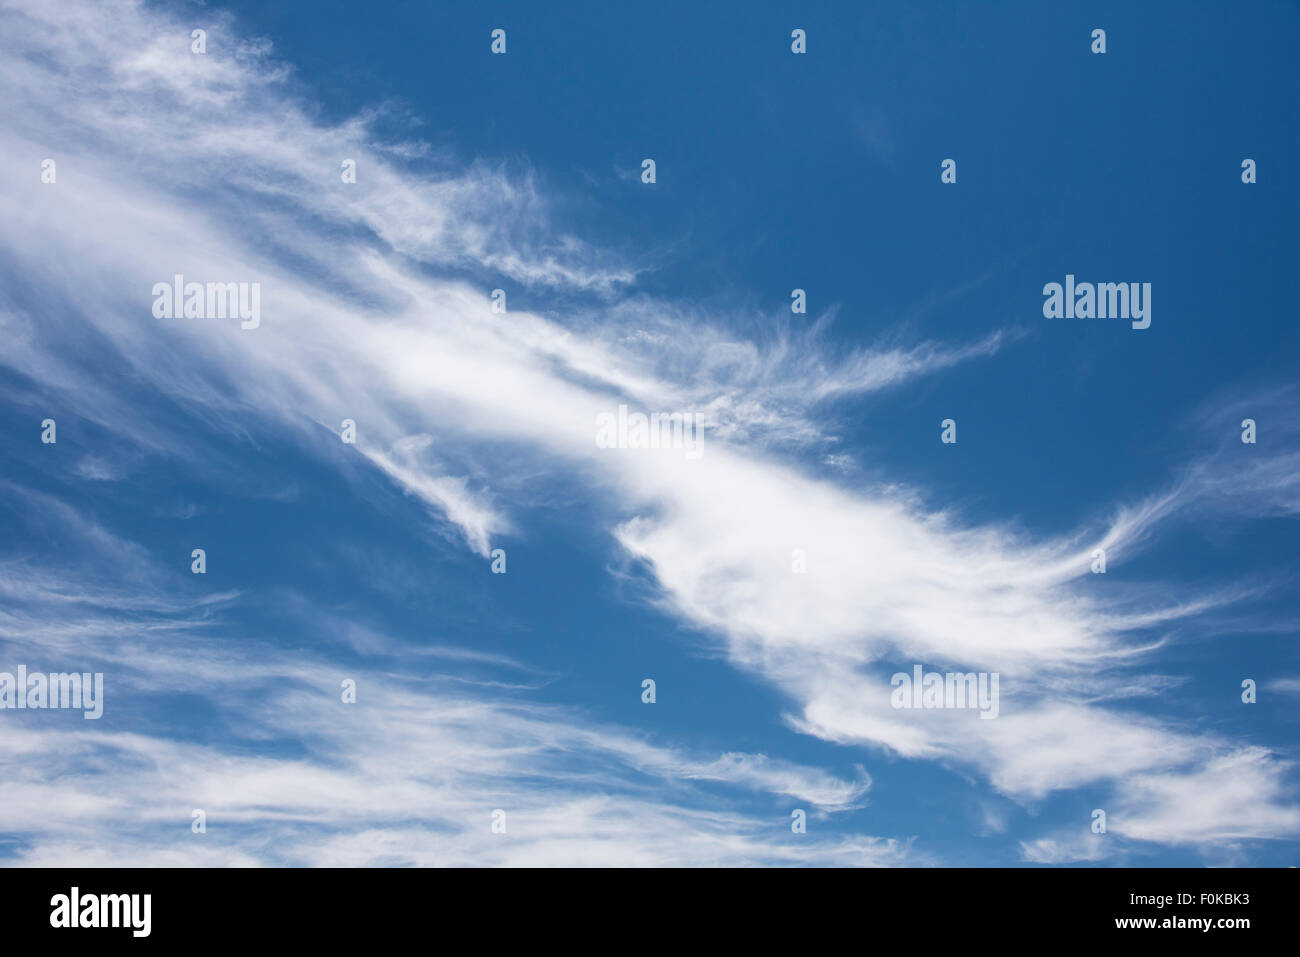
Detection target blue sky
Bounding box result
[0,0,1297,866]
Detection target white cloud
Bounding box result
[0,567,898,867]
[0,0,1295,860]
[0,478,897,866]
[1019,832,1110,865]
[1110,749,1300,846]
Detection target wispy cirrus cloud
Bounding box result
[0,0,1296,866]
[0,489,897,866]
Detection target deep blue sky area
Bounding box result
[212,0,1299,514]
